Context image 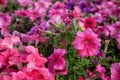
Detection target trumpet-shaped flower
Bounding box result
[48,48,67,75]
[110,63,120,80]
[72,28,101,58]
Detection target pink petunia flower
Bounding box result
[116,34,120,50]
[12,71,32,80]
[86,68,96,79]
[16,0,32,6]
[0,12,11,27]
[48,48,67,75]
[15,9,29,18]
[0,0,7,7]
[72,28,101,58]
[0,75,12,80]
[0,36,20,49]
[26,62,55,80]
[96,65,106,74]
[73,6,82,19]
[84,16,96,30]
[0,12,11,37]
[110,63,120,80]
[94,25,110,38]
[25,46,47,67]
[96,64,110,80]
[78,76,84,80]
[27,9,43,21]
[109,22,120,38]
[0,48,21,68]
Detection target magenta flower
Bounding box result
[0,75,12,80]
[0,0,7,7]
[15,9,29,18]
[86,68,96,79]
[110,63,120,80]
[72,28,101,58]
[109,22,120,38]
[94,25,110,38]
[0,12,11,28]
[116,34,120,50]
[0,49,20,68]
[26,62,55,80]
[96,65,106,73]
[84,16,96,30]
[26,52,47,67]
[78,76,84,80]
[96,64,110,80]
[25,46,47,67]
[73,6,82,19]
[48,48,67,75]
[16,0,32,6]
[12,71,31,80]
[27,9,43,21]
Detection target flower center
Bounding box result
[84,40,88,44]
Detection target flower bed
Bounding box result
[0,0,120,80]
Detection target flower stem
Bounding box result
[104,40,110,54]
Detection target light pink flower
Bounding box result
[48,48,67,75]
[35,0,51,10]
[73,6,82,19]
[110,63,120,80]
[94,26,110,38]
[26,53,47,67]
[94,13,103,23]
[0,36,20,49]
[72,28,101,58]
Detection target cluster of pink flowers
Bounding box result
[0,0,120,80]
[0,36,49,79]
[0,35,67,80]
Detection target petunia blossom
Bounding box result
[0,0,7,7]
[110,63,120,80]
[26,62,55,80]
[12,71,32,80]
[96,64,110,80]
[84,16,96,30]
[25,46,47,67]
[48,48,67,75]
[16,0,32,6]
[78,76,84,80]
[72,28,101,58]
[0,36,20,49]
